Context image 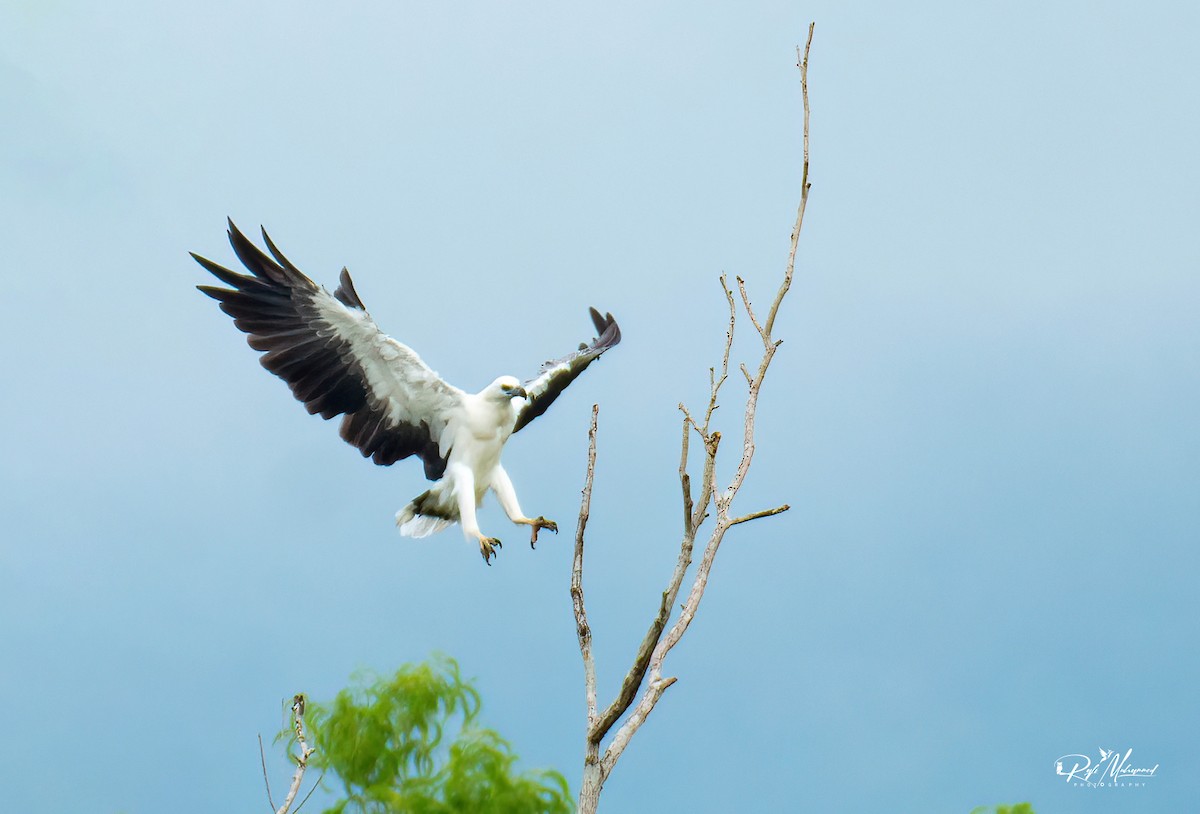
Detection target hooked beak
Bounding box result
[510,386,528,400]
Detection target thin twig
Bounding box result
[292,768,326,814]
[729,504,791,526]
[259,734,277,813]
[702,275,737,433]
[765,21,814,340]
[679,416,694,534]
[679,404,704,440]
[736,276,767,343]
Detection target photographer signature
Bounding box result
[1055,748,1158,787]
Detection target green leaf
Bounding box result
[295,656,572,814]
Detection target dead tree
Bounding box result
[570,23,815,813]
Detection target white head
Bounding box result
[483,375,528,402]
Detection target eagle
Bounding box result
[193,220,621,564]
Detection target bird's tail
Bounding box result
[396,489,457,538]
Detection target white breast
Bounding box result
[451,395,519,493]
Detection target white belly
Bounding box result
[450,425,509,499]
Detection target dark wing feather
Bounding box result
[194,219,463,479]
[512,307,621,434]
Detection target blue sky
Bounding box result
[1,2,1197,812]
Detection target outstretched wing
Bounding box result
[513,308,621,434]
[193,219,464,479]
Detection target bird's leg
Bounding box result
[491,465,559,549]
[452,464,502,565]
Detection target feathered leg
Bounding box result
[448,463,502,564]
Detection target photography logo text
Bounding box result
[1055,748,1158,788]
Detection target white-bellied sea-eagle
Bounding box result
[193,220,621,564]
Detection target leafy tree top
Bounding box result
[299,656,571,814]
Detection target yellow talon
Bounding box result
[528,516,559,549]
[479,537,502,565]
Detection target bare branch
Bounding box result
[765,21,814,340]
[292,769,326,814]
[702,275,737,433]
[275,695,315,814]
[642,22,816,716]
[576,24,814,812]
[600,674,676,774]
[590,429,722,745]
[571,405,601,726]
[591,599,669,742]
[259,734,277,813]
[735,275,767,343]
[679,416,693,534]
[690,430,721,536]
[678,403,704,440]
[598,406,732,770]
[729,504,791,526]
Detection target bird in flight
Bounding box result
[193,220,621,564]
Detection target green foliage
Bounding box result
[301,656,572,814]
[969,804,1035,814]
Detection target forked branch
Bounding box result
[571,22,815,814]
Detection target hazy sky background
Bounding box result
[1,2,1197,812]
